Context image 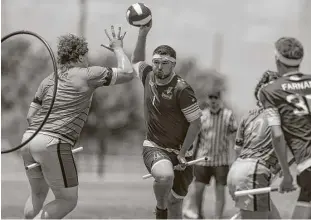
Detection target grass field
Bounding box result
[1,153,299,219]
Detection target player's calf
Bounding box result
[151,159,174,210]
[24,192,48,219]
[23,176,49,219]
[167,191,183,219]
[36,186,78,219]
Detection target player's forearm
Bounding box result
[26,105,40,125]
[271,126,291,176]
[114,48,133,73]
[231,132,239,159]
[131,34,147,63]
[180,119,201,156]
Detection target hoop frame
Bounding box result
[1,30,58,154]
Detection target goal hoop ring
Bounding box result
[1,30,58,154]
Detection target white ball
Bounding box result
[126,3,152,27]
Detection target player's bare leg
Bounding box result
[215,183,225,219]
[292,202,311,219]
[24,177,49,219]
[192,181,205,218]
[34,186,78,219]
[167,192,183,219]
[183,180,204,219]
[151,160,174,219]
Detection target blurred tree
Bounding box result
[1,38,51,148]
[78,0,87,37]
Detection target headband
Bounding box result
[275,50,302,66]
[152,54,176,62]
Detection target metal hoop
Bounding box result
[1,30,58,154]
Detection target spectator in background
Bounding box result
[183,90,238,219]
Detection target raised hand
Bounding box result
[101,25,127,52]
[138,20,152,37]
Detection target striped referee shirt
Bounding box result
[195,107,237,166]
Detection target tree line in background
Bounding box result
[1,38,235,156]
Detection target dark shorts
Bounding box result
[297,167,311,203]
[142,146,193,197]
[194,165,229,186]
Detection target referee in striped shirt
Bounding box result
[184,91,237,219]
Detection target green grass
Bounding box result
[1,154,299,219]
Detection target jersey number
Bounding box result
[286,94,311,116]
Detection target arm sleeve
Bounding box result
[179,86,202,122]
[87,66,118,88]
[132,61,153,86]
[235,117,245,147]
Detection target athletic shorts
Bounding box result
[194,165,229,185]
[227,158,272,212]
[142,146,193,198]
[20,132,78,188]
[297,166,311,203]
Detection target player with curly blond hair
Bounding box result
[259,37,311,219]
[20,26,134,219]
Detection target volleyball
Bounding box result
[126,3,152,27]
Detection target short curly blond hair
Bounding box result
[57,34,88,65]
[275,37,304,63]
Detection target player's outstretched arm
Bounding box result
[101,26,134,84]
[131,22,152,64]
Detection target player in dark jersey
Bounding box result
[131,22,202,219]
[20,26,134,219]
[259,37,311,219]
[227,70,281,219]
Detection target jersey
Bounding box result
[195,107,237,166]
[236,108,278,168]
[259,72,311,166]
[133,61,202,151]
[27,66,118,145]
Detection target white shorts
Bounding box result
[21,132,78,188]
[227,158,272,211]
